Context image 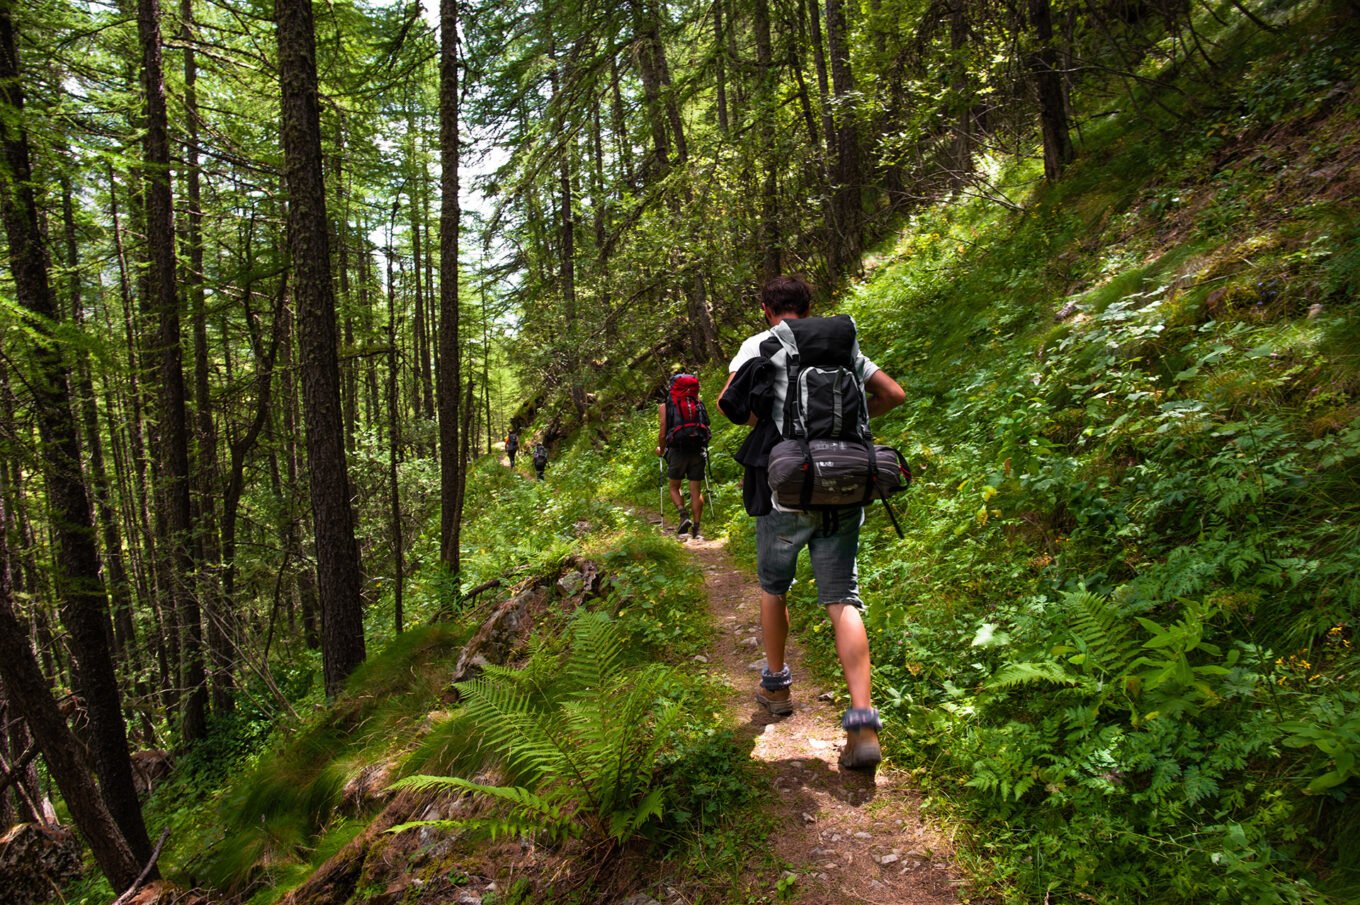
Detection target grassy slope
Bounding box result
[802,2,1360,902]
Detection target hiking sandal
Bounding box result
[839,707,882,770]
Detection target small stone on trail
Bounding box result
[810,848,834,857]
[877,852,901,865]
[808,738,830,749]
[818,692,836,702]
[748,659,765,670]
[801,812,817,824]
[854,831,873,840]
[693,655,709,663]
[830,833,843,842]
[906,849,930,860]
[741,637,760,647]
[618,895,661,905]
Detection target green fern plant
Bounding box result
[1060,589,1141,682]
[390,611,683,846]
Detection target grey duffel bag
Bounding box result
[766,438,911,509]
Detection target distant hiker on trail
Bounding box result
[657,372,711,541]
[505,429,520,467]
[719,275,906,771]
[532,441,548,481]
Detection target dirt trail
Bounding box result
[668,523,966,905]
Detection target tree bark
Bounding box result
[61,175,137,670]
[181,0,231,718]
[824,0,862,276]
[138,0,206,742]
[754,0,780,281]
[0,494,143,893]
[0,0,154,865]
[1028,0,1073,180]
[387,239,404,634]
[276,0,367,697]
[947,0,974,184]
[438,0,464,571]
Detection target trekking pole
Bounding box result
[658,455,665,520]
[703,447,716,521]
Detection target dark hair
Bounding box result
[760,275,812,316]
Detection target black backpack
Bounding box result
[532,444,548,467]
[765,317,910,532]
[506,432,519,452]
[665,374,711,450]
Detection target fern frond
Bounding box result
[562,611,626,697]
[989,660,1082,690]
[456,677,569,785]
[1066,590,1139,679]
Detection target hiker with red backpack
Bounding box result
[657,373,711,541]
[718,275,907,771]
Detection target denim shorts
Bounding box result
[756,506,864,608]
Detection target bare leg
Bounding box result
[687,479,704,526]
[668,479,686,511]
[761,591,790,673]
[827,603,872,709]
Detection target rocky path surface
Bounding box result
[669,524,967,905]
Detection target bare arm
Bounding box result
[865,369,906,419]
[657,403,667,456]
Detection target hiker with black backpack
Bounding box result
[719,275,906,771]
[531,440,548,480]
[657,373,711,541]
[505,429,520,467]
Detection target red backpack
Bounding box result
[665,374,711,450]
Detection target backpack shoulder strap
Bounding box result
[770,320,800,362]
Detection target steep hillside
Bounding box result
[802,3,1360,902]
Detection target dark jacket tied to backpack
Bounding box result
[665,374,711,451]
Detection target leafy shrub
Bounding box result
[392,611,688,847]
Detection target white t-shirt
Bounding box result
[728,326,880,382]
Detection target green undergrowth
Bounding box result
[794,4,1360,903]
[105,441,770,904]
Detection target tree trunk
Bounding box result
[754,0,780,281]
[61,176,137,671]
[138,0,205,742]
[276,0,366,697]
[1028,0,1073,180]
[181,0,231,717]
[0,1,154,865]
[387,242,404,634]
[438,0,464,571]
[947,0,974,185]
[824,0,862,276]
[0,494,143,893]
[713,0,728,133]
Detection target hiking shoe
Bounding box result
[839,708,883,771]
[755,686,792,715]
[676,513,693,535]
[756,665,793,715]
[690,524,702,541]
